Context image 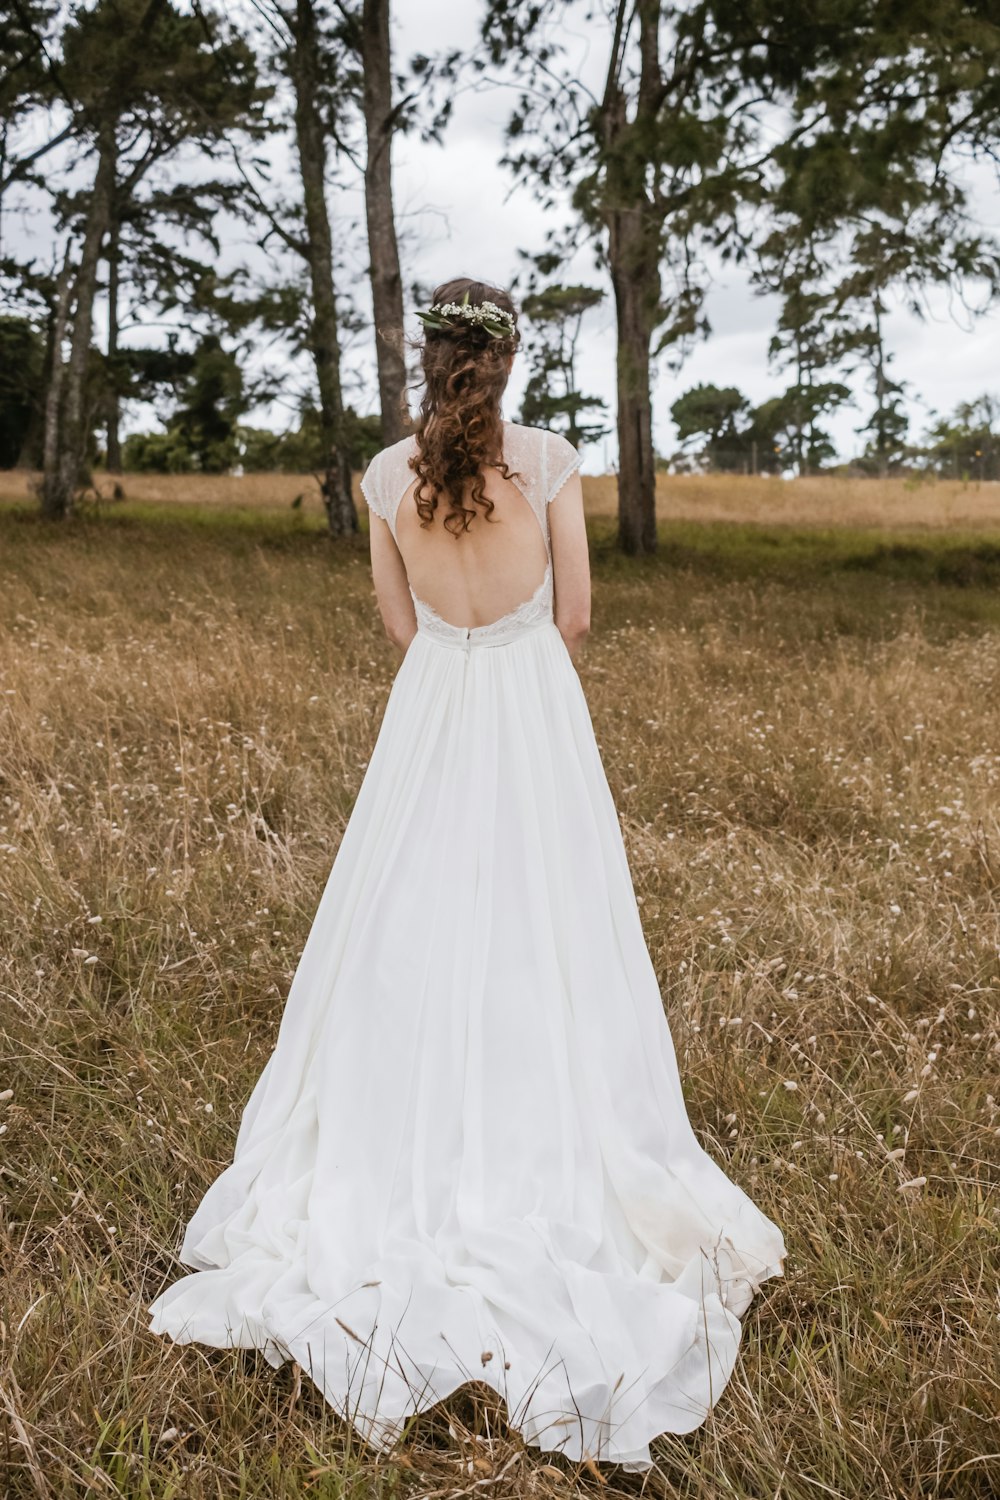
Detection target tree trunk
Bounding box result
[42,132,115,518]
[871,297,888,478]
[601,0,662,555]
[106,210,123,474]
[291,0,357,537]
[609,209,658,555]
[361,0,408,445]
[39,252,75,509]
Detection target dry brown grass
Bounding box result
[4,465,1000,530]
[1,504,998,1498]
[586,470,1000,529]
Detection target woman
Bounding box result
[147,277,786,1472]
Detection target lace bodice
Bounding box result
[360,421,581,648]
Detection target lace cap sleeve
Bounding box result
[543,429,583,504]
[361,439,419,536]
[360,449,385,521]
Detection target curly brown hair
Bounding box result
[408,276,522,537]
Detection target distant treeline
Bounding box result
[665,385,1000,482]
[2,314,998,486]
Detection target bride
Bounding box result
[147,276,786,1472]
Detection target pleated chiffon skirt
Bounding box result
[147,616,786,1471]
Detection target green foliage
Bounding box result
[2,0,271,514]
[769,381,853,474]
[236,408,382,474]
[854,357,910,473]
[671,387,749,450]
[516,275,608,446]
[120,336,247,475]
[123,404,383,475]
[339,407,384,471]
[59,0,269,140]
[0,317,46,468]
[116,342,196,406]
[753,1,1000,471]
[169,336,245,474]
[669,379,852,474]
[121,429,197,475]
[0,2,60,188]
[924,395,1000,481]
[664,384,1000,481]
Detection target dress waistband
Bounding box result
[417,615,556,653]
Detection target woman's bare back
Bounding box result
[393,466,550,630]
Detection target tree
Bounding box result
[285,0,357,533]
[117,335,249,473]
[235,0,365,535]
[98,181,245,474]
[517,276,608,446]
[125,404,382,475]
[169,335,246,473]
[483,1,793,550]
[669,383,749,471]
[848,295,909,476]
[264,0,452,492]
[757,205,1000,480]
[32,0,265,518]
[925,395,1000,482]
[94,180,260,480]
[238,406,382,472]
[360,0,407,444]
[668,381,839,474]
[0,1,64,202]
[771,381,852,474]
[0,315,46,466]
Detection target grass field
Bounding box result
[1,482,999,1499]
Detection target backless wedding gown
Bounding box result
[147,420,786,1471]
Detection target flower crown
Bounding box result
[415,289,516,340]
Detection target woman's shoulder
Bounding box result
[364,430,418,473]
[503,418,579,455]
[360,432,418,522]
[503,421,582,500]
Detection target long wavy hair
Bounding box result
[408,276,521,536]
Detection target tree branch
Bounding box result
[0,120,75,195]
[229,144,307,257]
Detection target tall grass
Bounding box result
[1,503,998,1499]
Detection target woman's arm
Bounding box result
[548,469,591,659]
[369,512,417,652]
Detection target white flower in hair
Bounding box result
[415,289,516,339]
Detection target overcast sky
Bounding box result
[6,0,1000,472]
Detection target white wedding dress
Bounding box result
[147,420,786,1471]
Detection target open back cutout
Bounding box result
[393,469,550,631]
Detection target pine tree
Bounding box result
[0,316,46,466]
[517,275,608,446]
[33,0,266,518]
[0,1,62,199]
[670,384,749,472]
